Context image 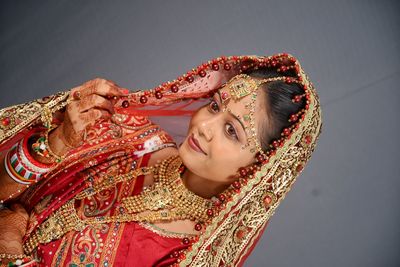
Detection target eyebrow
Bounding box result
[216,90,248,138]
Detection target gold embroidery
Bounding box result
[138,222,197,239]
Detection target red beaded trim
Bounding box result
[131,53,313,265]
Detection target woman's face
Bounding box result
[179,78,265,185]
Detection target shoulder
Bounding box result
[147,146,179,167]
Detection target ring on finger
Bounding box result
[73,91,82,100]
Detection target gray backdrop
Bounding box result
[1,1,399,266]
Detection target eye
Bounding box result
[225,123,239,140]
[208,99,220,113]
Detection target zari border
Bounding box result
[0,92,70,147]
[180,55,323,266]
[138,222,197,239]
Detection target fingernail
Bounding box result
[121,89,129,94]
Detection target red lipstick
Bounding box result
[188,134,206,155]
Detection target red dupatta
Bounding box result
[0,53,322,266]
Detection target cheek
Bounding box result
[210,143,254,169]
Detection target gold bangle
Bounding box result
[0,253,27,260]
[44,129,65,163]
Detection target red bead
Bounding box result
[223,63,231,70]
[207,209,214,217]
[186,75,194,83]
[173,251,180,258]
[122,100,129,108]
[221,91,229,100]
[296,164,303,172]
[155,91,163,99]
[139,95,148,104]
[272,140,279,148]
[1,117,10,126]
[171,84,179,93]
[212,63,219,71]
[238,167,247,177]
[293,95,302,103]
[290,114,298,122]
[199,69,207,77]
[256,153,264,163]
[182,237,190,245]
[232,181,241,189]
[194,223,202,231]
[283,128,291,136]
[218,194,226,202]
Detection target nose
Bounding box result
[198,118,214,142]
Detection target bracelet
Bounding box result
[31,130,65,163]
[4,129,53,186]
[4,144,36,185]
[20,131,53,172]
[37,106,66,163]
[0,253,34,266]
[0,253,26,260]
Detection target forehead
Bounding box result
[217,79,265,123]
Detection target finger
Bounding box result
[82,78,127,98]
[70,78,128,101]
[75,94,115,114]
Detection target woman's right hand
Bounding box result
[0,203,29,255]
[48,78,128,156]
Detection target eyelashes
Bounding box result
[207,99,239,141]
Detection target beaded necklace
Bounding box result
[23,155,214,254]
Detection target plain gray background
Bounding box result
[1,1,399,266]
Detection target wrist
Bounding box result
[47,125,71,157]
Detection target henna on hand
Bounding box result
[58,78,127,148]
[0,204,28,254]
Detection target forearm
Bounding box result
[0,154,28,201]
[0,127,65,202]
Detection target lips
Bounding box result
[188,134,207,155]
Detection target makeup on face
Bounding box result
[188,133,207,155]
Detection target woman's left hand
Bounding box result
[0,203,29,254]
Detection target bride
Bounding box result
[0,53,322,266]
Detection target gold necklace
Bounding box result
[24,155,214,254]
[121,155,214,222]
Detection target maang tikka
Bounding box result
[220,74,288,160]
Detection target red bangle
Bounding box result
[22,128,54,169]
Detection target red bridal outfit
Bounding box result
[0,54,322,266]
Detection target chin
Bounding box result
[178,138,202,174]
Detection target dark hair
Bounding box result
[244,68,306,152]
